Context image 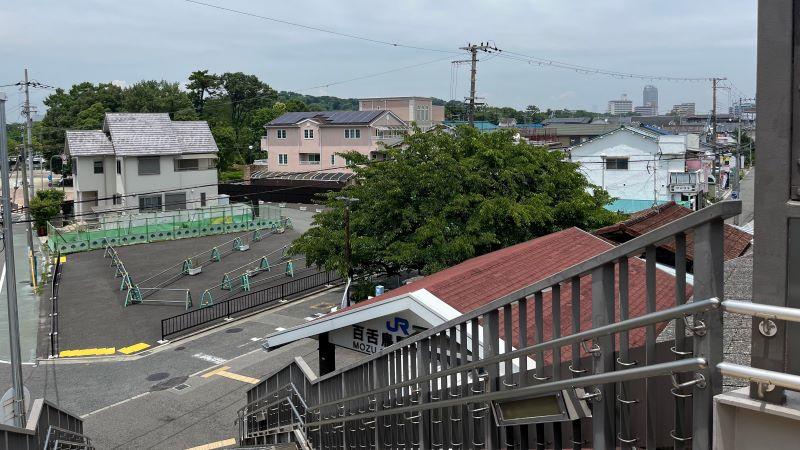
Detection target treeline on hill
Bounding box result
[27,70,366,172]
[17,69,605,173]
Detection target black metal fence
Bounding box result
[49,255,62,358]
[161,270,342,340]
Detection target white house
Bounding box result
[568,125,697,213]
[65,113,219,219]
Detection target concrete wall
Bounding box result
[714,389,800,450]
[569,129,685,202]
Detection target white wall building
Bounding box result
[608,94,633,115]
[65,113,219,220]
[568,126,692,213]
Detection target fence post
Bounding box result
[691,219,724,449]
[591,263,616,450]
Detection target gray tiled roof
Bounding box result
[543,123,621,136]
[66,113,218,157]
[103,113,183,156]
[268,110,385,126]
[65,130,114,156]
[172,121,218,154]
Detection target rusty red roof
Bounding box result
[335,227,689,360]
[594,201,751,262]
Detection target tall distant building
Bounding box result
[608,94,633,115]
[643,85,658,114]
[671,102,696,116]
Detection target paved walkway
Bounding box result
[0,223,41,363]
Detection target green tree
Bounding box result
[284,99,308,112]
[187,70,221,115]
[218,72,276,130]
[121,80,192,115]
[74,102,108,129]
[292,127,620,277]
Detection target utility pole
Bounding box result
[459,42,498,126]
[710,77,726,201]
[20,70,35,286]
[0,93,27,427]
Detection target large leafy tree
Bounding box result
[187,69,221,115]
[120,80,192,114]
[218,72,276,131]
[292,127,620,277]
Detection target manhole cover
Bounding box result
[151,376,188,391]
[146,372,169,381]
[173,383,190,391]
[174,346,186,351]
[226,327,243,334]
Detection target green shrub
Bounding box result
[30,189,65,230]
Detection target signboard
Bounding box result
[669,184,697,193]
[329,314,428,355]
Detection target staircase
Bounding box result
[237,201,800,449]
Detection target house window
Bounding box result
[164,192,187,211]
[278,154,288,165]
[344,129,361,139]
[174,159,200,171]
[277,129,287,139]
[116,160,121,174]
[605,157,629,170]
[200,192,207,207]
[139,194,162,212]
[72,158,77,175]
[138,156,160,175]
[304,129,314,139]
[112,194,121,205]
[300,153,321,165]
[330,154,336,165]
[93,160,103,174]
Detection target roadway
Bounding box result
[0,285,352,448]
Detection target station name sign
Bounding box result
[330,315,427,354]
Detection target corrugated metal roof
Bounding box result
[65,130,114,156]
[268,110,386,126]
[251,171,355,182]
[172,121,218,154]
[103,113,183,156]
[543,123,620,136]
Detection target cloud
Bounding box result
[111,80,128,88]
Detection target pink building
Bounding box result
[261,110,407,173]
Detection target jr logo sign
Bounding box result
[386,317,410,335]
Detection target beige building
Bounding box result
[358,97,444,130]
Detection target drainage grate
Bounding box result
[173,383,190,391]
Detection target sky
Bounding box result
[1,0,757,122]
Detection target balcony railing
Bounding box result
[299,160,321,166]
[237,200,800,449]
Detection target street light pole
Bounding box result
[0,93,27,427]
[336,196,359,308]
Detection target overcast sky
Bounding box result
[1,0,756,121]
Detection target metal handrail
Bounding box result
[721,300,800,322]
[717,363,800,392]
[302,358,707,428]
[307,298,720,411]
[314,200,741,384]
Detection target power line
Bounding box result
[182,0,458,54]
[496,50,718,82]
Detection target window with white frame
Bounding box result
[138,156,160,175]
[277,129,287,139]
[278,154,288,165]
[344,128,361,139]
[304,129,314,139]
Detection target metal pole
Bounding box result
[0,93,27,427]
[24,69,34,199]
[20,70,34,283]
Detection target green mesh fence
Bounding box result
[48,203,286,254]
